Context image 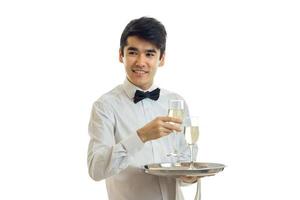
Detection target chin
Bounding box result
[134,80,149,89]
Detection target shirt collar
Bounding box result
[123,78,158,100]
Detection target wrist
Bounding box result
[137,129,147,143]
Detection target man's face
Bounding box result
[119,36,165,90]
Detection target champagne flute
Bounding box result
[184,116,199,168]
[167,99,184,162]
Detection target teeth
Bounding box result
[133,70,147,74]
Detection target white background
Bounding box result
[1,0,299,199]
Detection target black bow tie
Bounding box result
[133,88,160,103]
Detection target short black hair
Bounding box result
[120,17,167,59]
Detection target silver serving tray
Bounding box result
[144,162,225,177]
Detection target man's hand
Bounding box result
[180,176,199,184]
[180,174,215,184]
[137,116,182,143]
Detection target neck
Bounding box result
[126,78,153,91]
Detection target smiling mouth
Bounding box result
[132,69,148,74]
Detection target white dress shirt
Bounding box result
[87,79,193,200]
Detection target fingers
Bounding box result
[162,121,182,132]
[180,176,198,183]
[138,116,183,142]
[158,126,173,136]
[159,116,182,124]
[155,116,182,133]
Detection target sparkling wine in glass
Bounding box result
[167,99,184,161]
[168,107,184,120]
[184,116,199,168]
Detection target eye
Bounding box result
[128,51,138,56]
[146,52,155,57]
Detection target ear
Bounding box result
[119,49,124,63]
[158,53,165,67]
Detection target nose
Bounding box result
[135,54,146,67]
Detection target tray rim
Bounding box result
[144,162,226,177]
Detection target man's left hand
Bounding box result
[179,176,199,184]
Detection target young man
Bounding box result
[88,17,197,200]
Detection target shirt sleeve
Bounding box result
[87,100,144,181]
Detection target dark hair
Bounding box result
[120,17,167,59]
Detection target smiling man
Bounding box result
[87,17,197,200]
[120,36,164,91]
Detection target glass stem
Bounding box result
[189,144,194,168]
[175,133,180,164]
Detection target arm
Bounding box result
[87,100,182,181]
[87,101,144,181]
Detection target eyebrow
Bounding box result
[127,47,138,51]
[145,49,157,53]
[127,47,157,53]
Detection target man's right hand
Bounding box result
[137,116,182,143]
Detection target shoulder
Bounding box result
[159,87,190,115]
[159,87,189,110]
[159,87,185,100]
[93,85,124,110]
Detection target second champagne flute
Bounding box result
[184,116,200,168]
